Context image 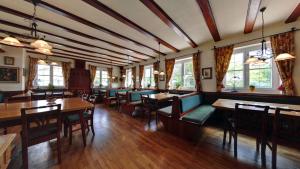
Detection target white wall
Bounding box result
[0,45,26,91]
[130,21,300,95]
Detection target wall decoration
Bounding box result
[0,66,20,83]
[202,67,212,79]
[4,56,14,65]
[159,75,165,81]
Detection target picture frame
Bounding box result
[4,56,14,65]
[159,75,165,81]
[202,67,212,79]
[0,66,20,83]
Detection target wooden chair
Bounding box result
[116,92,127,112]
[21,104,62,169]
[140,94,158,126]
[223,103,270,166]
[65,95,96,145]
[81,93,89,100]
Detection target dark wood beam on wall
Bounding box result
[140,0,197,48]
[0,19,144,61]
[0,29,139,64]
[82,0,180,52]
[195,0,221,41]
[26,50,123,66]
[23,0,168,55]
[0,5,156,58]
[244,0,262,34]
[285,3,300,23]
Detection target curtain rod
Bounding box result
[211,27,299,50]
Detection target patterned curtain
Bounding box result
[214,45,234,92]
[193,51,202,92]
[27,57,39,89]
[153,62,159,89]
[132,66,136,89]
[165,58,175,89]
[89,65,97,88]
[62,62,71,89]
[139,65,144,88]
[270,31,296,96]
[107,67,113,88]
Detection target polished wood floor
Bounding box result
[8,104,300,169]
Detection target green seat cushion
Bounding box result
[128,101,142,106]
[157,106,172,117]
[130,90,158,102]
[181,95,203,112]
[181,105,215,125]
[66,112,89,122]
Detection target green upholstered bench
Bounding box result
[157,106,172,117]
[181,105,215,125]
[105,89,131,106]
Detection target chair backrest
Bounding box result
[21,104,62,141]
[81,93,89,100]
[129,90,158,102]
[108,89,131,97]
[234,103,269,133]
[88,94,97,104]
[180,94,203,112]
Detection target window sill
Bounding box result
[222,89,282,95]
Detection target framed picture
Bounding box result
[0,66,20,83]
[159,75,165,81]
[202,67,212,79]
[4,56,14,65]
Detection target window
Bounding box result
[36,64,64,87]
[93,69,109,87]
[142,65,155,88]
[224,43,279,91]
[169,57,195,89]
[125,69,132,88]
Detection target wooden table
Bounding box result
[0,134,15,169]
[212,99,300,117]
[0,98,94,146]
[147,93,179,102]
[11,91,74,98]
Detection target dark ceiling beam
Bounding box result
[0,29,139,63]
[285,3,300,23]
[0,19,143,61]
[26,50,122,66]
[195,0,221,41]
[244,0,262,33]
[23,0,169,55]
[0,5,156,58]
[139,0,197,48]
[82,0,179,52]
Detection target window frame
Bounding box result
[169,57,195,90]
[125,69,132,88]
[36,64,65,88]
[93,68,109,88]
[224,43,280,93]
[142,65,155,88]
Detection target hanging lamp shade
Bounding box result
[159,71,165,76]
[245,56,259,64]
[37,59,47,65]
[35,48,53,55]
[153,70,159,75]
[31,39,52,50]
[0,36,24,47]
[275,53,295,61]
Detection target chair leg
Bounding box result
[22,140,28,169]
[234,132,237,158]
[256,137,260,152]
[90,119,95,136]
[57,133,62,163]
[155,112,159,126]
[3,127,7,135]
[229,131,232,144]
[63,122,68,137]
[261,141,267,168]
[69,125,72,145]
[80,116,87,147]
[272,142,277,169]
[223,129,227,147]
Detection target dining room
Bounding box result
[0,0,300,169]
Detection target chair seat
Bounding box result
[181,105,215,125]
[66,112,90,122]
[128,101,142,106]
[107,97,117,100]
[157,106,172,117]
[22,123,58,140]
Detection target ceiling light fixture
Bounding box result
[0,35,24,47]
[245,7,295,64]
[153,42,164,75]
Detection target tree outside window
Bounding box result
[36,64,64,87]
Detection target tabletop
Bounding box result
[212,99,300,117]
[0,97,94,121]
[147,93,178,101]
[11,91,74,98]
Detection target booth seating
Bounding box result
[158,93,215,141]
[104,89,131,106]
[121,90,158,115]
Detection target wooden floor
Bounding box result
[8,104,300,169]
